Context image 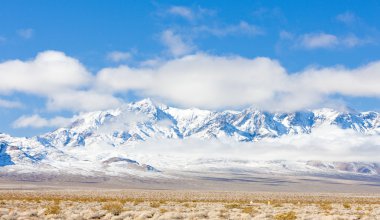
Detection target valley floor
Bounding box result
[1,189,380,219]
[1,172,380,219]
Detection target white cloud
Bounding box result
[0,50,122,112]
[336,12,357,25]
[166,6,215,21]
[96,111,149,134]
[300,33,338,49]
[96,53,380,111]
[0,50,92,96]
[195,21,263,37]
[292,61,380,97]
[3,50,380,113]
[298,32,370,49]
[17,28,34,39]
[0,99,22,108]
[168,6,194,20]
[341,34,372,47]
[12,114,73,128]
[129,125,380,163]
[46,90,122,112]
[279,30,293,40]
[107,51,131,62]
[96,54,288,109]
[161,30,194,56]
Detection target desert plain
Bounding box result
[1,173,380,220]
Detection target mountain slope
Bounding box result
[37,99,380,147]
[1,98,380,178]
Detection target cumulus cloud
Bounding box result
[17,28,34,39]
[96,53,380,111]
[12,114,73,128]
[161,30,194,56]
[46,90,122,112]
[2,50,380,113]
[96,54,288,109]
[106,51,131,62]
[0,50,91,95]
[0,51,121,112]
[292,61,380,97]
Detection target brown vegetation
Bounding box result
[0,190,379,219]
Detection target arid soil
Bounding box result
[1,190,380,219]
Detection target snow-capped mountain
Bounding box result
[37,98,380,147]
[1,98,380,178]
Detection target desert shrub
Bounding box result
[218,209,228,218]
[343,203,351,209]
[241,206,255,214]
[102,201,124,215]
[319,202,333,212]
[44,202,61,215]
[133,199,144,206]
[160,208,168,213]
[225,203,240,209]
[274,211,297,220]
[182,202,196,208]
[150,202,160,208]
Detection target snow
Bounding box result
[1,98,380,177]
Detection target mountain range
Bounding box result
[1,98,380,179]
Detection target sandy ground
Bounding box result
[1,171,380,193]
[1,172,380,219]
[1,190,380,219]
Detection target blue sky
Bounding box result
[1,0,380,137]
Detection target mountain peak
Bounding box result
[134,98,155,106]
[2,100,380,178]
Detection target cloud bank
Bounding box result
[128,125,380,163]
[0,51,119,112]
[96,53,380,111]
[1,50,380,115]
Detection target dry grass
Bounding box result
[224,203,241,209]
[319,202,333,212]
[343,202,351,209]
[150,201,161,208]
[133,198,144,206]
[0,190,380,219]
[102,201,124,215]
[159,208,168,213]
[274,211,297,220]
[272,202,283,207]
[241,206,255,215]
[44,201,61,215]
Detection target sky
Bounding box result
[1,0,380,137]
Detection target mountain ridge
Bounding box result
[1,98,380,178]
